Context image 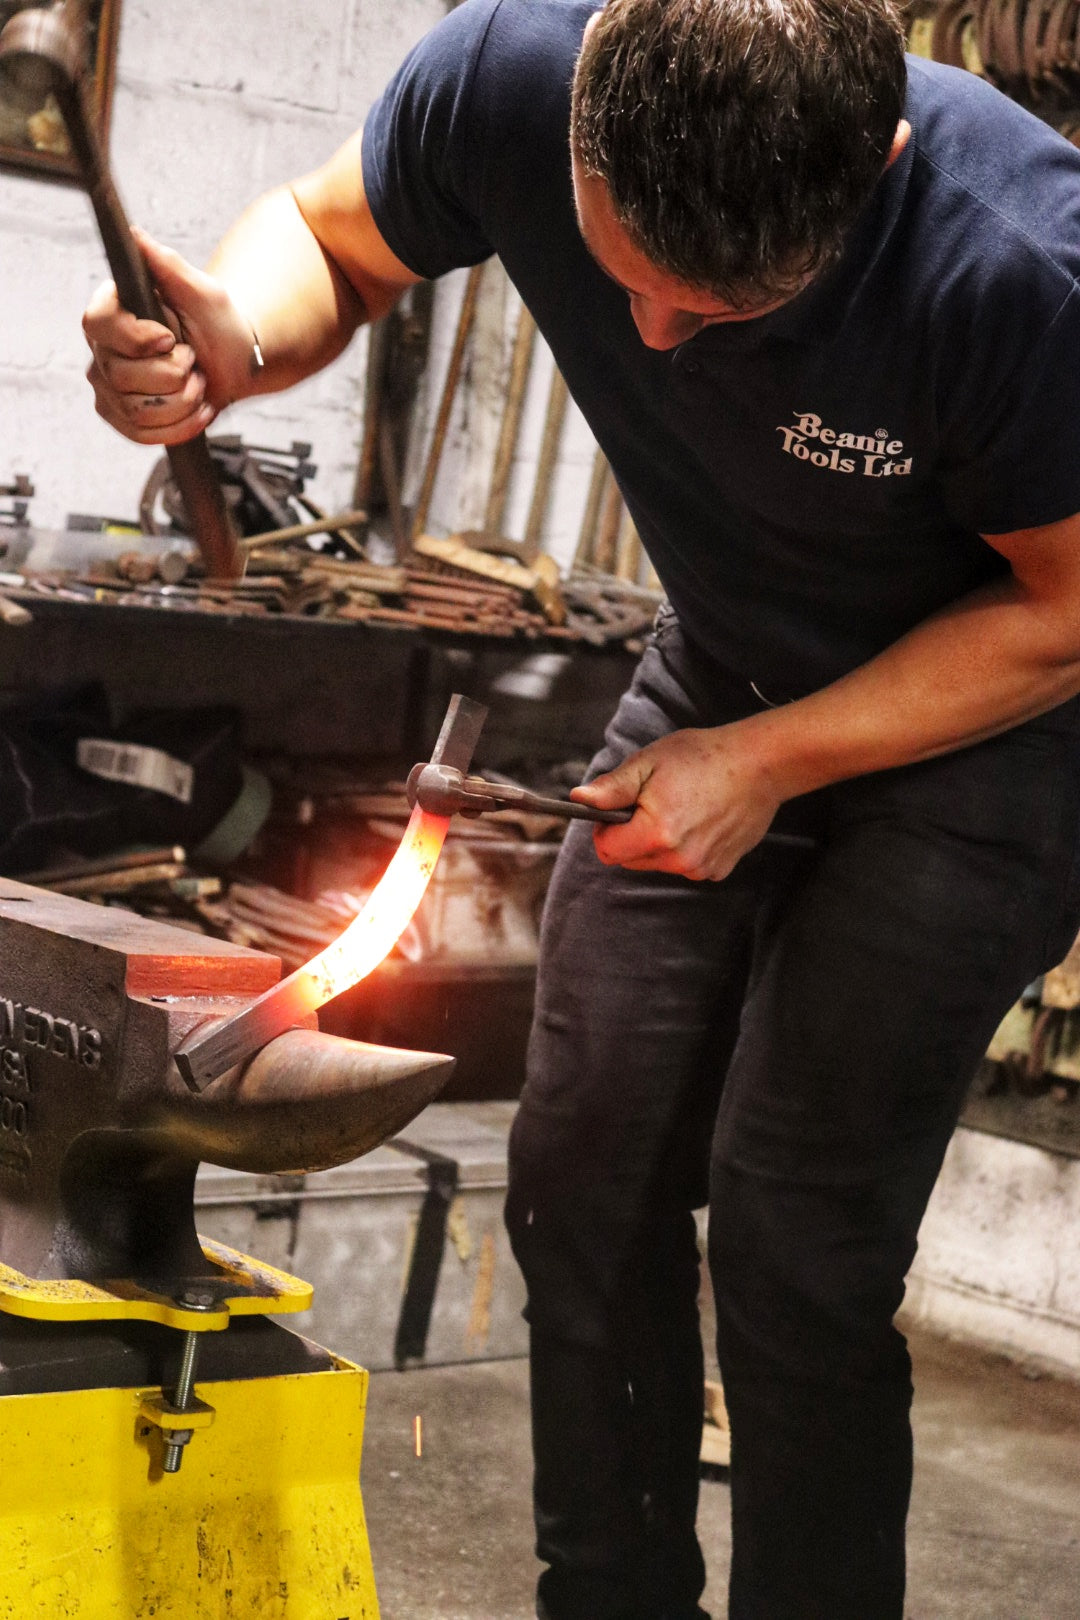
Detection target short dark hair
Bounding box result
[571,0,907,308]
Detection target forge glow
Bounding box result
[300,805,451,1005]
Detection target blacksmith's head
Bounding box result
[571,0,907,342]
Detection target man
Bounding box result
[84,3,1080,1616]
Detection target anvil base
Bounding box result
[0,1315,379,1618]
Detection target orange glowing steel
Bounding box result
[301,805,451,1004]
[176,691,488,1092]
[173,805,452,1090]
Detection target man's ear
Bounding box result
[885,119,912,169]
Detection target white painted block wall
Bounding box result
[905,1127,1080,1377]
[0,0,599,561]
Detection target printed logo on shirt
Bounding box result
[777,412,913,479]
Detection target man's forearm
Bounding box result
[746,571,1080,804]
[578,521,1080,880]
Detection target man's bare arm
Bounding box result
[83,131,421,445]
[577,511,1080,880]
[215,130,423,389]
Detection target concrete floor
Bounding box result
[360,1327,1080,1620]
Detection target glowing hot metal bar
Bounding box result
[175,695,488,1091]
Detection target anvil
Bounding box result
[0,878,453,1296]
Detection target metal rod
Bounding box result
[593,472,624,574]
[161,1288,215,1475]
[521,366,569,565]
[484,301,536,541]
[413,264,485,537]
[161,1328,200,1475]
[574,446,610,570]
[239,507,369,553]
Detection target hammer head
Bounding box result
[0,4,83,112]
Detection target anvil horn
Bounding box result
[161,1028,454,1175]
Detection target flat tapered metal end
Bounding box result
[430,693,488,773]
[168,1028,456,1174]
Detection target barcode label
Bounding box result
[76,738,194,804]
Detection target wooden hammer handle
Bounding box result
[44,21,243,580]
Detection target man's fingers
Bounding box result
[591,809,671,866]
[93,397,215,447]
[83,226,210,361]
[96,344,198,398]
[87,359,213,444]
[83,285,177,361]
[82,230,243,447]
[87,356,205,418]
[593,831,736,883]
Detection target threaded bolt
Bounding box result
[162,1290,216,1475]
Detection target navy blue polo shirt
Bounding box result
[362,0,1080,697]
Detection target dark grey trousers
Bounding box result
[506,610,1080,1620]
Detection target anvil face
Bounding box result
[0,881,453,1288]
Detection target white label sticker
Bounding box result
[76,738,194,804]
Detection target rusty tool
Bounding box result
[412,263,486,539]
[406,762,634,825]
[0,3,243,580]
[239,507,370,554]
[574,446,611,569]
[174,694,490,1091]
[593,470,626,574]
[521,364,570,565]
[356,287,433,557]
[483,301,537,547]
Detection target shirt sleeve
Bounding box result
[361,0,503,280]
[941,283,1080,536]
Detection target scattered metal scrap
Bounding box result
[0,540,659,647]
[139,435,361,553]
[21,843,221,907]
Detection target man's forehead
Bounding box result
[571,159,766,317]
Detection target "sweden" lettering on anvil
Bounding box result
[0,1001,102,1068]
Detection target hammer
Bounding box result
[0,2,244,580]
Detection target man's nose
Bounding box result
[629,295,703,350]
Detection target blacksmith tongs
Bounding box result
[406,761,634,825]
